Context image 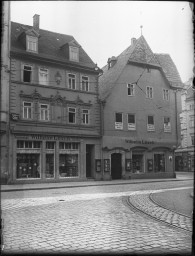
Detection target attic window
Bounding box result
[69,46,79,62]
[26,35,38,53]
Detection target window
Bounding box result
[115,113,123,130]
[17,141,41,149]
[68,107,76,124]
[69,46,79,62]
[127,84,135,96]
[39,68,48,85]
[82,109,89,124]
[190,134,194,145]
[147,115,155,131]
[40,104,49,121]
[26,36,38,52]
[46,142,55,149]
[163,89,169,101]
[189,103,194,110]
[23,65,32,83]
[189,115,194,127]
[68,74,76,90]
[164,117,171,132]
[59,142,79,150]
[81,76,89,92]
[146,86,153,99]
[127,114,136,130]
[23,102,32,119]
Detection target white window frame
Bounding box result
[147,115,155,131]
[22,64,32,83]
[115,112,123,130]
[26,35,38,53]
[189,115,194,128]
[23,102,33,119]
[164,117,171,132]
[127,114,136,130]
[127,84,135,96]
[39,68,48,85]
[146,86,153,99]
[81,76,89,92]
[68,107,76,124]
[163,89,169,101]
[40,104,49,121]
[82,109,89,124]
[69,46,79,62]
[68,73,76,90]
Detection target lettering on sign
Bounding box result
[125,139,155,144]
[15,134,80,141]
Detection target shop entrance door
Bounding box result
[86,145,94,178]
[111,153,122,179]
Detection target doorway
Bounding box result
[86,144,94,178]
[111,153,122,179]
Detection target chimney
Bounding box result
[33,14,40,31]
[131,37,136,46]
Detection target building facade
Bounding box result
[0,1,11,184]
[99,36,183,180]
[8,15,102,184]
[175,80,194,172]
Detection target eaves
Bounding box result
[10,50,99,75]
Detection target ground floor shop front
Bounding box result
[101,136,176,180]
[8,133,101,184]
[175,147,194,172]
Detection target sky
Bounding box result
[10,1,194,83]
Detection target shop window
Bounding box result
[127,114,136,130]
[39,68,48,85]
[17,153,40,179]
[46,142,55,149]
[82,109,89,124]
[68,107,76,124]
[127,84,135,96]
[163,89,169,101]
[40,104,49,121]
[132,154,144,173]
[46,154,54,178]
[69,46,79,62]
[23,65,32,83]
[59,142,79,150]
[147,115,155,131]
[154,154,165,172]
[68,74,76,90]
[81,76,89,92]
[164,117,171,132]
[23,102,33,119]
[115,112,123,130]
[146,86,153,99]
[59,154,78,177]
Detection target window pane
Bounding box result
[128,114,135,123]
[116,113,122,122]
[23,66,31,82]
[148,116,154,124]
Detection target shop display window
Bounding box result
[59,154,78,177]
[154,154,165,172]
[17,154,40,179]
[46,154,54,178]
[132,154,144,173]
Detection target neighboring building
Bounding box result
[0,1,11,184]
[8,15,101,184]
[99,36,183,180]
[175,79,194,172]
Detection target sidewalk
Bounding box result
[1,172,193,192]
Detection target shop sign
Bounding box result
[125,139,155,145]
[15,134,80,141]
[115,122,123,130]
[10,113,20,120]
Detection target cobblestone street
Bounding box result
[1,186,193,255]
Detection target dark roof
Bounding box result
[99,36,183,100]
[154,54,183,88]
[11,22,96,69]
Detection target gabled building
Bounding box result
[7,15,102,184]
[175,79,194,172]
[99,36,183,180]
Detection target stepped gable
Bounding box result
[11,21,95,69]
[128,35,160,66]
[154,53,184,88]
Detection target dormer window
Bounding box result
[69,46,79,62]
[26,35,38,53]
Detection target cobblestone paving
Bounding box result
[128,193,192,232]
[1,189,192,254]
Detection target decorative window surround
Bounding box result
[23,102,33,119]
